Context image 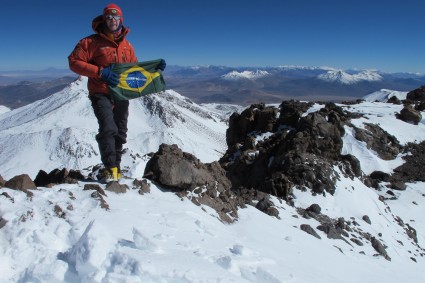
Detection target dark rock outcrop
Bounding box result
[220,102,358,199]
[0,175,5,187]
[406,85,425,102]
[34,168,84,187]
[391,141,425,184]
[371,237,391,261]
[133,179,151,195]
[300,224,321,239]
[353,123,401,160]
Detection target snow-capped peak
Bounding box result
[318,69,383,84]
[0,77,231,179]
[222,70,270,80]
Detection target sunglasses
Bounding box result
[105,15,121,21]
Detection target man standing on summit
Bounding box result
[68,3,166,182]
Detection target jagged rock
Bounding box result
[350,238,364,246]
[90,191,109,210]
[226,103,278,146]
[221,102,357,199]
[34,168,83,187]
[5,174,37,191]
[362,215,371,224]
[391,141,425,186]
[232,187,269,208]
[54,205,66,218]
[340,154,362,177]
[1,192,14,203]
[353,123,401,160]
[397,106,422,125]
[389,181,407,191]
[178,183,240,223]
[317,223,344,240]
[106,182,128,194]
[369,171,391,182]
[133,179,151,195]
[405,224,418,243]
[306,204,321,214]
[144,144,231,192]
[300,224,321,239]
[144,144,237,223]
[255,197,280,218]
[416,101,425,111]
[0,217,7,229]
[371,237,391,261]
[83,184,106,196]
[387,96,401,104]
[278,100,313,128]
[0,175,5,187]
[406,85,425,101]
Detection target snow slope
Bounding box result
[0,77,230,179]
[0,81,424,283]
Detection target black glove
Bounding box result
[101,65,120,87]
[157,59,166,71]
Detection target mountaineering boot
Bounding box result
[98,167,119,183]
[106,167,119,182]
[117,167,122,180]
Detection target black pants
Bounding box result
[90,94,129,169]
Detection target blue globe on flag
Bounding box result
[126,71,147,89]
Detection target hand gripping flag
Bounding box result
[109,59,166,100]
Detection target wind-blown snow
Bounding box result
[0,80,424,283]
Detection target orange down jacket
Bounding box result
[68,15,138,95]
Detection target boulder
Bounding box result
[5,174,37,190]
[406,85,425,102]
[144,144,231,192]
[398,106,422,125]
[144,144,238,223]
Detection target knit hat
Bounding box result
[103,4,123,17]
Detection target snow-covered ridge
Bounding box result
[0,77,230,179]
[363,89,408,102]
[222,70,270,80]
[318,69,383,84]
[0,105,11,115]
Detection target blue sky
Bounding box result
[3,0,425,73]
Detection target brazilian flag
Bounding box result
[109,59,166,100]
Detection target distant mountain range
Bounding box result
[1,65,425,108]
[165,65,425,105]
